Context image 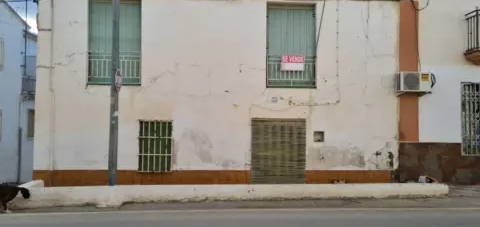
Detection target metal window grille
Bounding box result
[466,8,480,54]
[138,121,173,172]
[267,56,316,88]
[462,83,480,156]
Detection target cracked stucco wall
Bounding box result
[34,0,399,172]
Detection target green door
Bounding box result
[251,119,306,184]
[267,5,316,88]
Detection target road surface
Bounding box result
[1,208,479,227]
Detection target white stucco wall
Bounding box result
[0,2,33,183]
[418,0,480,143]
[26,36,37,56]
[19,100,35,181]
[35,0,399,172]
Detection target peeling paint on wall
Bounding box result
[34,0,400,172]
[308,142,398,170]
[181,130,214,164]
[309,146,367,170]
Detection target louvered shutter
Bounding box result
[251,119,306,184]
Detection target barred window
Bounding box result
[461,83,480,156]
[138,121,173,172]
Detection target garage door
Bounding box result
[251,119,306,184]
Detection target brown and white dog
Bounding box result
[0,184,30,213]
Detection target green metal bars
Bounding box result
[462,83,480,156]
[267,5,316,88]
[88,0,141,85]
[138,121,173,172]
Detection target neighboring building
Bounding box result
[397,0,480,184]
[0,0,37,183]
[33,0,479,186]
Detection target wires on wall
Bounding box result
[410,0,431,71]
[410,0,430,12]
[315,0,327,54]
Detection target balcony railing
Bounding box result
[22,56,36,95]
[465,8,480,64]
[22,76,36,94]
[88,52,141,85]
[267,56,316,88]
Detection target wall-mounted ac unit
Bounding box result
[396,72,435,94]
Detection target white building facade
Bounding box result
[0,1,37,184]
[397,0,480,185]
[34,0,480,186]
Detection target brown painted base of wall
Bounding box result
[33,170,392,187]
[33,170,251,187]
[396,143,480,185]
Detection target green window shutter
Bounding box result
[88,0,141,85]
[120,3,141,54]
[89,1,113,55]
[267,5,316,88]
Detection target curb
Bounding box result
[12,182,449,209]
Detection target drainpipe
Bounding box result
[16,94,23,184]
[16,126,22,183]
[16,0,29,184]
[47,0,56,185]
[24,0,28,78]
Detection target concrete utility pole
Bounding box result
[108,0,121,186]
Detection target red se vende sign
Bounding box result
[281,55,305,71]
[281,55,305,63]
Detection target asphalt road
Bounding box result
[1,208,480,227]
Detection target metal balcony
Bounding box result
[465,8,480,64]
[88,52,141,85]
[22,56,36,95]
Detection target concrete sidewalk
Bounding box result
[11,181,448,210]
[4,207,480,227]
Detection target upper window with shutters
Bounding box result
[88,0,141,85]
[266,5,316,88]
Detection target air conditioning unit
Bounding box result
[396,72,435,94]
